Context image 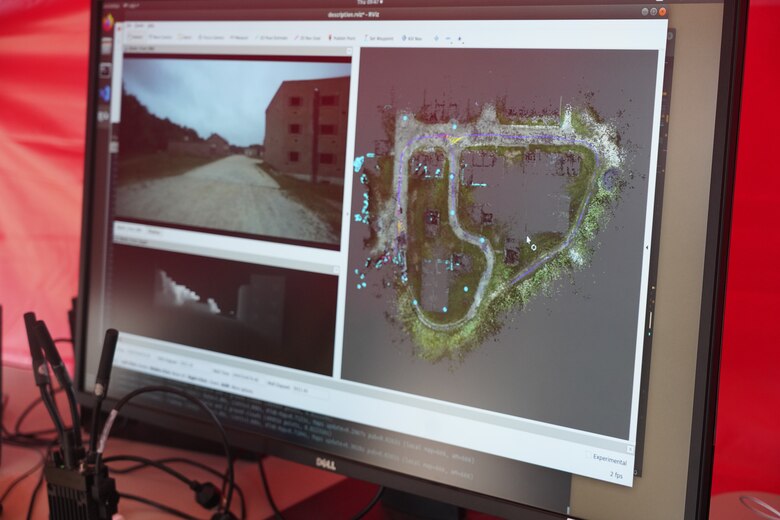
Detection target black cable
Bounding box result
[163,458,245,520]
[0,394,57,513]
[350,485,385,520]
[1,434,57,448]
[25,448,49,520]
[4,392,62,448]
[104,455,193,485]
[95,386,235,517]
[119,493,200,520]
[3,396,59,447]
[12,426,58,438]
[13,388,63,436]
[158,457,230,479]
[4,392,239,518]
[52,338,73,344]
[32,391,65,454]
[4,390,242,519]
[106,456,247,520]
[257,457,284,520]
[165,458,246,520]
[1,435,56,448]
[0,449,46,509]
[2,421,19,439]
[0,393,56,517]
[107,455,228,513]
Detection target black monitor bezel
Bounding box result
[74,1,748,518]
[682,0,748,517]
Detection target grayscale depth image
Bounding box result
[109,245,338,375]
[115,58,351,248]
[341,48,660,439]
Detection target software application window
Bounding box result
[92,15,668,493]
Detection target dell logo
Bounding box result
[316,457,337,471]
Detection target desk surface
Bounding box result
[0,365,344,519]
[710,492,780,520]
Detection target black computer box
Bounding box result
[44,456,118,520]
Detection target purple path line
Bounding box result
[393,131,602,287]
[395,133,600,211]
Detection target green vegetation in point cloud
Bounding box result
[385,107,624,363]
[569,111,596,139]
[495,97,559,127]
[362,155,395,252]
[462,144,525,165]
[405,152,487,325]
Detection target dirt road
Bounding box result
[117,154,337,244]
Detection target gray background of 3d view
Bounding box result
[341,48,658,440]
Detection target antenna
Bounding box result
[35,320,84,452]
[90,329,119,455]
[24,312,71,466]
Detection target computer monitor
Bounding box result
[75,0,746,518]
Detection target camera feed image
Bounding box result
[108,245,338,376]
[115,57,351,249]
[342,47,661,439]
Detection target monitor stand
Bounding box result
[381,488,464,520]
[280,478,500,520]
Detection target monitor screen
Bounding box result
[76,1,745,518]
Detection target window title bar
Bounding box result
[109,4,674,22]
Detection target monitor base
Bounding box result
[279,478,502,520]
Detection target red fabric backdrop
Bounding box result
[0,0,777,499]
[0,0,89,365]
[710,0,780,496]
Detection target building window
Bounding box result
[319,124,337,135]
[289,96,302,107]
[289,123,301,134]
[321,94,338,106]
[289,151,300,162]
[319,153,335,164]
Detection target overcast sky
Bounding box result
[122,58,351,147]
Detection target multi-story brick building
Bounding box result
[263,76,349,185]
